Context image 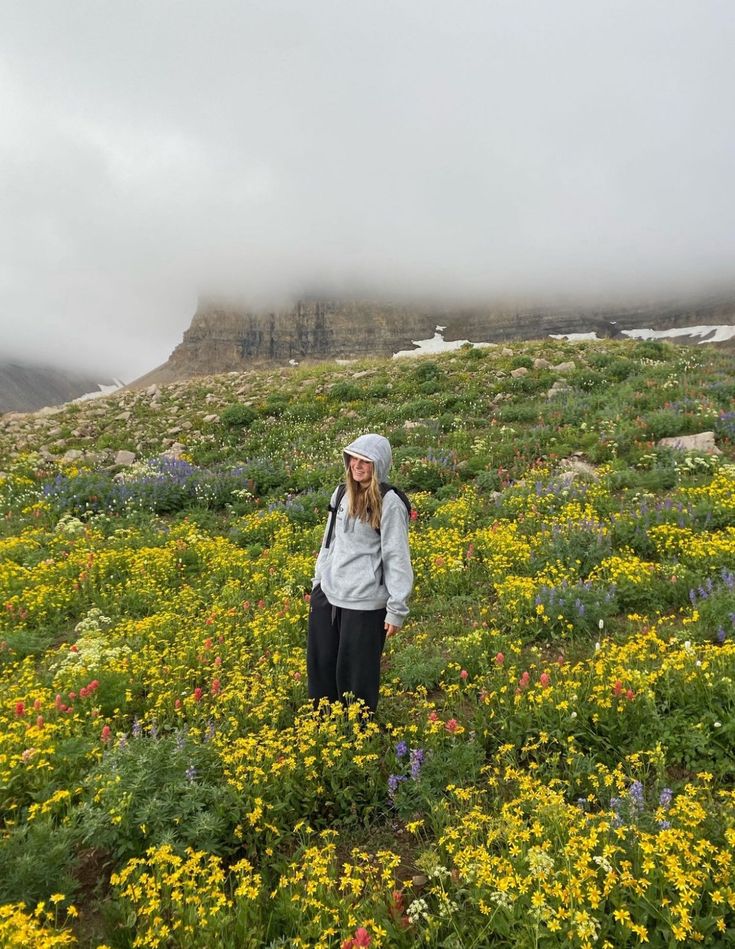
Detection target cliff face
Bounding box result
[137,294,735,384]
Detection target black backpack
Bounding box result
[324,482,412,549]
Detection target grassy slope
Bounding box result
[1,336,735,947]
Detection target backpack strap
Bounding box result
[380,482,412,521]
[324,483,347,549]
[324,482,411,549]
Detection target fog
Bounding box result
[1,1,734,380]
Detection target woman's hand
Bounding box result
[385,622,400,637]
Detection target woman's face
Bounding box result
[348,454,373,485]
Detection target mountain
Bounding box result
[0,359,119,414]
[131,293,735,386]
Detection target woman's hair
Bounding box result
[346,463,382,530]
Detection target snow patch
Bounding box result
[74,380,125,402]
[550,324,735,345]
[393,326,495,359]
[621,325,735,344]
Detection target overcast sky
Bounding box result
[1,1,734,380]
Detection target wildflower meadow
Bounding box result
[1,337,735,947]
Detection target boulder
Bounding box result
[114,450,137,467]
[534,357,551,369]
[510,367,529,378]
[162,443,186,459]
[547,380,571,399]
[558,458,600,483]
[552,361,576,373]
[657,432,721,455]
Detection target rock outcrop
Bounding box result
[131,293,735,386]
[657,432,722,455]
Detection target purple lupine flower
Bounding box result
[175,730,186,751]
[395,741,408,759]
[149,722,158,739]
[717,628,727,644]
[629,780,644,813]
[185,763,197,783]
[658,820,671,831]
[132,718,142,738]
[388,774,407,799]
[410,748,425,780]
[659,788,673,808]
[205,720,216,742]
[689,589,697,606]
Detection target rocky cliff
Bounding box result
[132,294,735,385]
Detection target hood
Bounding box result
[343,433,392,483]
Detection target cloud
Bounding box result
[1,0,734,378]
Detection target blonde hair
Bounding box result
[346,465,382,530]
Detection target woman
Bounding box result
[307,433,413,713]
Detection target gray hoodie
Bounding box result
[313,433,414,627]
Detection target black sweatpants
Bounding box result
[307,583,387,713]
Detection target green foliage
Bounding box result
[463,344,487,360]
[0,820,80,906]
[567,368,606,391]
[633,338,669,361]
[329,381,361,401]
[220,404,258,428]
[590,353,636,381]
[508,374,548,395]
[412,360,442,382]
[389,643,446,691]
[643,408,707,440]
[76,732,241,861]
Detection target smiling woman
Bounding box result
[307,433,414,714]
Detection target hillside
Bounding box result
[0,360,117,414]
[1,337,735,947]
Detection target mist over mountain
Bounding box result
[2,2,735,379]
[0,359,117,414]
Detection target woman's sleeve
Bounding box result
[380,493,414,627]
